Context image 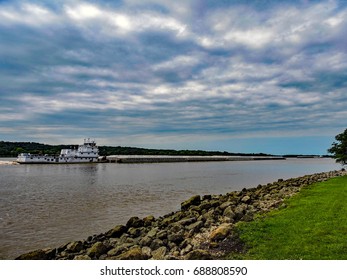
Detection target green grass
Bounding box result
[228,176,347,260]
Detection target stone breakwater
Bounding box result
[16,170,346,260]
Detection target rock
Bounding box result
[15,248,54,260]
[214,207,223,216]
[181,195,201,210]
[86,242,108,259]
[167,242,178,251]
[197,201,212,212]
[160,212,186,226]
[99,254,108,260]
[146,227,159,238]
[126,217,144,228]
[222,217,233,224]
[186,221,204,233]
[178,217,197,226]
[165,255,179,260]
[66,241,84,253]
[223,206,235,220]
[202,194,212,200]
[234,203,248,220]
[209,200,221,208]
[189,210,201,219]
[123,237,135,245]
[241,195,251,203]
[167,231,184,244]
[113,247,147,260]
[179,238,191,249]
[156,230,167,240]
[106,225,127,238]
[150,239,165,250]
[107,243,133,256]
[119,234,129,243]
[128,227,143,237]
[73,255,91,260]
[169,223,183,233]
[220,201,234,210]
[202,209,216,221]
[152,246,167,260]
[56,242,70,254]
[209,223,234,241]
[142,246,152,259]
[143,215,155,226]
[185,249,212,260]
[189,205,201,212]
[180,244,193,255]
[139,236,152,247]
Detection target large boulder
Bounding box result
[15,248,55,260]
[66,241,84,253]
[150,239,165,250]
[126,217,144,228]
[186,221,204,233]
[113,247,147,260]
[86,242,108,259]
[181,195,201,210]
[143,215,155,226]
[223,206,236,220]
[106,225,127,238]
[167,231,184,244]
[241,195,251,203]
[209,223,234,241]
[151,246,167,260]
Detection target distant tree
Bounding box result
[328,129,347,165]
[14,147,26,154]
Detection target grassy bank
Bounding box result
[228,175,347,260]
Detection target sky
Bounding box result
[0,0,347,155]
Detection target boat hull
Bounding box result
[16,156,98,164]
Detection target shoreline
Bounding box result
[16,169,346,260]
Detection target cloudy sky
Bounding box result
[1,0,346,154]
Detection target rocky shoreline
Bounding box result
[16,170,346,260]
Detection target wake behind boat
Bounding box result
[16,138,99,164]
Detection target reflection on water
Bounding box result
[0,158,341,259]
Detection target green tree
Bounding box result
[328,129,347,165]
[14,147,26,154]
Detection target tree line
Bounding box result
[0,141,271,157]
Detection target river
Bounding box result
[0,158,341,259]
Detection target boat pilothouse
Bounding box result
[17,138,99,164]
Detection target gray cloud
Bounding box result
[1,0,347,153]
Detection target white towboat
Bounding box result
[16,138,99,164]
